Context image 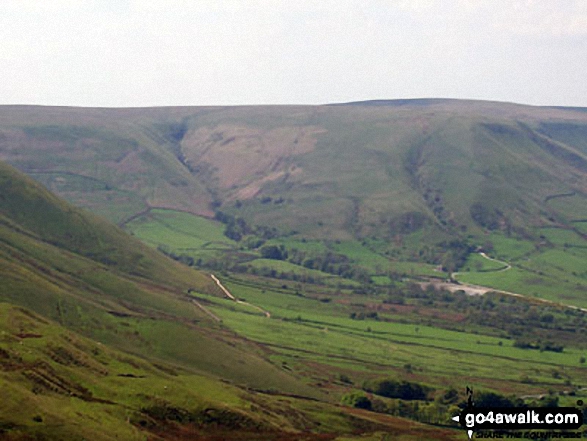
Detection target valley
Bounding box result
[0,100,586,439]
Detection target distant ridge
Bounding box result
[547,106,587,113]
[330,98,456,106]
[2,101,587,245]
[333,98,587,110]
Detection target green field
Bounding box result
[3,102,587,439]
[455,234,587,307]
[125,208,234,250]
[3,160,469,440]
[461,253,508,272]
[538,227,585,246]
[199,277,586,396]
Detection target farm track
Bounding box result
[191,299,222,322]
[451,252,511,279]
[478,252,511,272]
[211,274,271,318]
[445,253,587,312]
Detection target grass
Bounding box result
[537,227,585,246]
[483,233,537,262]
[247,258,336,280]
[461,252,508,272]
[202,277,586,394]
[0,162,323,397]
[3,162,462,439]
[28,171,148,224]
[0,303,245,440]
[125,208,234,250]
[546,193,587,220]
[456,265,587,307]
[451,228,587,307]
[0,302,460,440]
[125,210,444,286]
[330,241,392,270]
[4,103,587,439]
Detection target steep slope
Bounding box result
[0,161,462,439]
[0,160,318,395]
[0,303,258,441]
[173,102,587,240]
[2,101,587,242]
[0,106,214,223]
[0,304,464,441]
[0,159,204,281]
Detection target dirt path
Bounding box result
[479,252,511,272]
[447,252,587,311]
[423,278,587,312]
[452,252,511,279]
[192,300,222,322]
[211,274,236,300]
[211,274,271,318]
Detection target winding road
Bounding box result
[451,252,511,279]
[424,252,587,312]
[478,252,511,272]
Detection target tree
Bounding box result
[260,245,287,260]
[474,391,514,408]
[341,393,372,410]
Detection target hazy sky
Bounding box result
[1,0,586,107]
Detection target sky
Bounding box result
[1,0,586,107]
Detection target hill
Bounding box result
[0,159,319,390]
[2,101,587,304]
[1,101,586,238]
[0,159,468,440]
[1,102,587,438]
[1,303,463,440]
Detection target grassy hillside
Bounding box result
[0,106,215,223]
[2,101,587,305]
[0,159,470,439]
[1,303,463,440]
[2,101,587,239]
[1,101,587,438]
[0,160,323,389]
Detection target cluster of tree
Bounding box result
[471,391,520,408]
[437,239,475,273]
[349,311,379,320]
[409,239,475,273]
[259,244,288,260]
[244,266,322,284]
[363,379,431,401]
[214,211,278,242]
[368,398,461,426]
[255,244,372,283]
[513,339,564,353]
[340,392,373,410]
[343,386,562,427]
[378,282,583,351]
[156,245,361,288]
[258,196,284,205]
[286,248,371,282]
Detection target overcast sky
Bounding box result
[1,0,586,107]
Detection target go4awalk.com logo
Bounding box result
[452,388,585,439]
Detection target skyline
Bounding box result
[1,0,586,108]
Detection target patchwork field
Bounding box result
[2,101,587,439]
[191,275,587,398]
